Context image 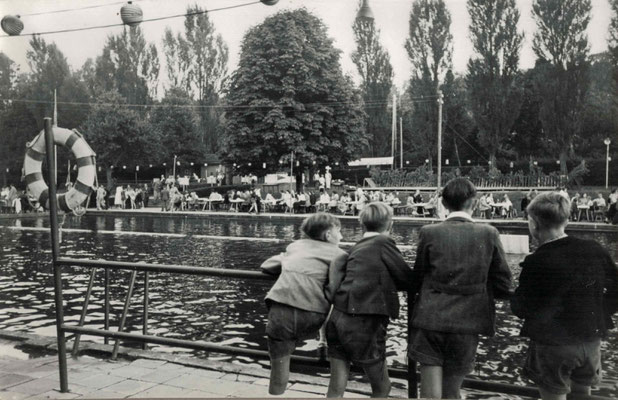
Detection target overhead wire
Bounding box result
[0,1,261,38]
[19,1,128,17]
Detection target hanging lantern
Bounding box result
[356,0,374,21]
[120,1,143,26]
[261,0,279,5]
[1,15,24,36]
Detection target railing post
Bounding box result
[407,290,418,398]
[71,269,97,357]
[142,271,149,350]
[44,118,69,393]
[112,270,137,359]
[104,268,110,345]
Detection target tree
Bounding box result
[81,91,159,185]
[466,0,524,166]
[532,0,591,174]
[404,0,453,167]
[150,87,205,165]
[95,27,159,104]
[351,2,393,157]
[221,9,367,186]
[441,70,477,167]
[162,5,229,153]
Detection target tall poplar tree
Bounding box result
[95,26,159,104]
[532,0,591,174]
[609,0,618,84]
[162,5,228,153]
[404,0,453,167]
[351,2,393,157]
[466,0,524,166]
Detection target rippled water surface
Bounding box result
[0,215,616,398]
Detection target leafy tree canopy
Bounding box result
[221,8,367,176]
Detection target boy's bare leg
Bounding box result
[538,387,566,400]
[269,355,290,395]
[327,358,350,398]
[364,360,391,398]
[442,372,466,399]
[420,365,443,399]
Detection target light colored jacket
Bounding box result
[261,239,347,313]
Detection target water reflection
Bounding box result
[0,215,616,399]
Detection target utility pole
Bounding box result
[173,155,177,180]
[53,90,58,183]
[399,117,403,169]
[391,93,397,170]
[436,90,444,190]
[290,152,294,192]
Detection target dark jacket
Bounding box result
[511,236,618,345]
[410,217,512,336]
[331,234,414,319]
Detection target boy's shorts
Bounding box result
[524,339,602,395]
[266,301,326,360]
[408,328,479,375]
[326,308,389,367]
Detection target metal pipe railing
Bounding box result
[71,268,96,357]
[112,270,137,359]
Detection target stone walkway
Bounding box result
[0,332,403,399]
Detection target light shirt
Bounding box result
[446,211,474,222]
[362,231,381,238]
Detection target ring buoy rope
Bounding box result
[23,127,96,213]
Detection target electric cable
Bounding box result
[19,1,128,17]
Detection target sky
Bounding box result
[0,0,614,90]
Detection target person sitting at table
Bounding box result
[424,192,438,217]
[570,193,581,220]
[521,191,531,219]
[337,193,350,214]
[406,193,416,214]
[318,189,331,211]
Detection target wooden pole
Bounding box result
[437,90,444,190]
[392,93,397,170]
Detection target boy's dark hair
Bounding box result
[527,192,570,230]
[359,202,393,232]
[441,178,477,211]
[301,212,341,241]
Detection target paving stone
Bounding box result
[187,368,226,379]
[127,383,193,398]
[108,365,156,379]
[220,373,259,383]
[75,389,124,399]
[31,389,81,399]
[0,391,31,400]
[70,372,126,390]
[102,378,157,396]
[183,389,224,398]
[7,378,58,395]
[19,363,59,379]
[252,378,270,386]
[0,374,34,390]
[288,382,327,394]
[128,359,168,369]
[139,368,184,384]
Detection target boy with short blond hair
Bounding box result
[512,192,618,400]
[326,202,414,398]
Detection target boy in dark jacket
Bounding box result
[326,202,414,398]
[512,192,618,400]
[409,178,512,399]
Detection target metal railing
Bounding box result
[41,119,612,399]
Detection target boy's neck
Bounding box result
[537,229,567,245]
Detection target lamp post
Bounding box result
[605,138,611,189]
[436,90,444,190]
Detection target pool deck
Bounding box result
[0,330,394,399]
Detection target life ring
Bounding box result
[23,127,96,213]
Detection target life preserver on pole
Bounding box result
[23,127,96,213]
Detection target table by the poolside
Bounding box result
[229,198,245,212]
[317,200,330,211]
[577,204,591,221]
[207,199,223,211]
[490,202,510,217]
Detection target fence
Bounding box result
[40,119,612,399]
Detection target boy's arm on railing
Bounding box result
[325,253,348,302]
[260,253,284,275]
[382,239,414,291]
[489,230,513,300]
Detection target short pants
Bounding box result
[524,339,602,395]
[407,328,479,375]
[266,301,326,360]
[326,308,389,367]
